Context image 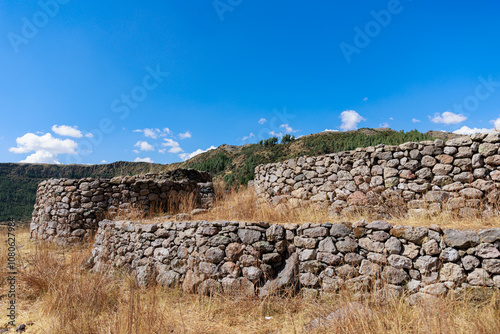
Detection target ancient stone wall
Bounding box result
[90,219,500,300]
[254,133,500,218]
[30,170,214,244]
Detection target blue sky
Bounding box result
[1,0,500,165]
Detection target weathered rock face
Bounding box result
[253,135,500,218]
[90,220,500,298]
[30,170,214,244]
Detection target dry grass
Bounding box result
[193,186,500,230]
[108,192,199,222]
[0,226,499,333]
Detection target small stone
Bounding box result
[366,221,392,231]
[387,254,412,269]
[422,240,440,256]
[225,243,244,261]
[299,273,319,287]
[385,237,402,254]
[382,266,409,285]
[243,266,263,283]
[468,269,493,286]
[303,227,329,238]
[299,249,317,261]
[414,255,441,274]
[336,238,358,253]
[482,259,500,274]
[198,279,222,296]
[294,236,318,249]
[443,229,479,249]
[421,283,447,296]
[318,237,337,253]
[205,247,225,263]
[402,243,420,259]
[440,248,460,262]
[439,263,466,284]
[461,255,480,271]
[476,244,500,259]
[330,223,352,237]
[238,229,262,244]
[266,224,285,241]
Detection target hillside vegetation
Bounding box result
[1,128,442,222]
[182,128,438,186]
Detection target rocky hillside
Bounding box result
[1,128,445,222]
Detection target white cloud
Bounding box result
[179,146,216,161]
[134,141,154,151]
[85,133,94,138]
[493,118,500,131]
[134,128,172,139]
[133,149,139,154]
[452,126,492,135]
[179,131,192,139]
[258,118,267,125]
[162,138,184,153]
[20,150,59,164]
[10,133,77,156]
[169,146,184,154]
[339,110,366,131]
[389,117,394,120]
[52,125,83,138]
[101,160,107,163]
[280,124,298,133]
[269,131,283,137]
[431,111,467,125]
[362,97,368,102]
[412,118,421,123]
[242,133,255,141]
[379,123,390,128]
[158,149,166,154]
[134,157,153,163]
[162,138,181,148]
[323,129,339,132]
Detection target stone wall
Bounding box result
[90,219,500,299]
[30,169,214,244]
[254,133,500,218]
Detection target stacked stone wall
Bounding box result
[254,133,500,218]
[30,170,214,244]
[90,219,500,299]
